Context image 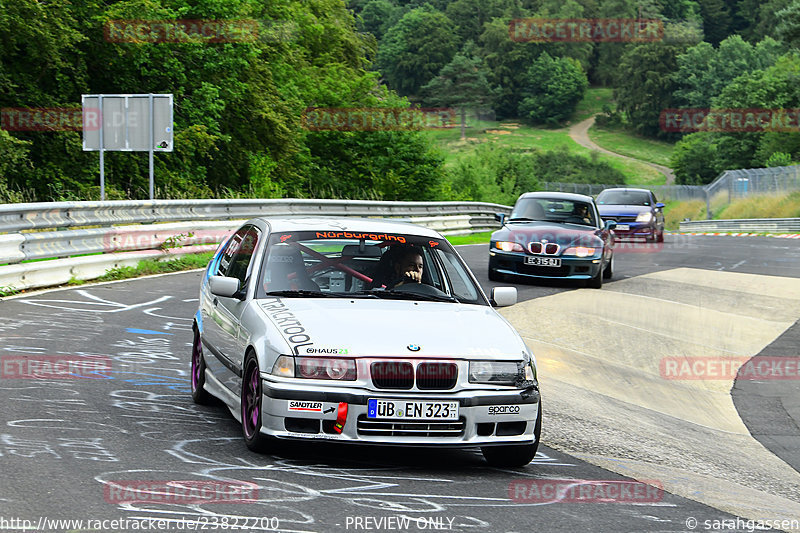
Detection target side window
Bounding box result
[434,249,479,302]
[219,226,260,288]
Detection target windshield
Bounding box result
[255,230,487,305]
[596,190,652,206]
[509,198,597,227]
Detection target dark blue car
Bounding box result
[596,188,665,242]
[489,192,616,288]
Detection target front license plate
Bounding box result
[524,256,561,267]
[615,224,630,231]
[367,399,459,420]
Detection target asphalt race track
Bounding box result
[1,234,799,533]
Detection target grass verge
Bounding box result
[64,252,215,286]
[447,232,493,245]
[587,124,675,167]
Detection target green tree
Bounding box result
[518,52,588,125]
[671,132,722,184]
[422,45,497,139]
[615,42,688,138]
[358,0,402,41]
[377,8,459,97]
[674,36,784,108]
[697,0,733,46]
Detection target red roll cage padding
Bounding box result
[293,242,373,284]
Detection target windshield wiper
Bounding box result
[508,217,538,222]
[264,290,335,298]
[353,289,458,303]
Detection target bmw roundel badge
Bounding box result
[407,344,421,352]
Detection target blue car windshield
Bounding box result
[596,190,651,206]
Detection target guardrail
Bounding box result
[679,218,800,233]
[0,199,512,292]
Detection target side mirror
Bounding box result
[655,202,665,209]
[209,275,241,298]
[491,287,517,307]
[494,213,507,225]
[604,220,617,230]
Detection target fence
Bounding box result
[679,218,800,233]
[0,199,512,292]
[546,164,800,218]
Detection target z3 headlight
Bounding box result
[495,241,525,252]
[562,246,597,257]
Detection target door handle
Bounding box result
[213,297,218,306]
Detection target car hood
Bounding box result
[597,204,651,216]
[256,297,527,360]
[493,221,603,248]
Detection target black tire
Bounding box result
[482,402,542,467]
[191,328,213,405]
[241,352,273,452]
[657,229,664,243]
[602,253,614,280]
[587,266,603,289]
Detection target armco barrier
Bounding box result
[679,218,800,233]
[0,199,511,233]
[0,199,512,292]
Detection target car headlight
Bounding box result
[468,360,523,385]
[495,241,524,252]
[270,356,357,380]
[562,246,596,257]
[636,212,653,223]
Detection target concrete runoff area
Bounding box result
[502,267,800,530]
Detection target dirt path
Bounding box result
[569,116,675,185]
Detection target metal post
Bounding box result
[149,94,154,200]
[99,95,105,201]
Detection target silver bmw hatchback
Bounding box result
[191,217,541,466]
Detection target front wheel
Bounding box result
[482,402,541,467]
[191,328,213,405]
[656,229,664,243]
[241,353,273,452]
[587,266,603,289]
[603,253,614,280]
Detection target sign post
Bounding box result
[82,94,173,200]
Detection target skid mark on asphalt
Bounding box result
[501,267,800,529]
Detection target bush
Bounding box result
[671,132,722,185]
[444,144,539,205]
[518,53,588,126]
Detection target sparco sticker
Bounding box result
[488,405,521,415]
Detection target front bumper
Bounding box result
[489,251,601,280]
[611,222,656,239]
[258,377,540,446]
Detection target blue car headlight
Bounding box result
[636,212,654,223]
